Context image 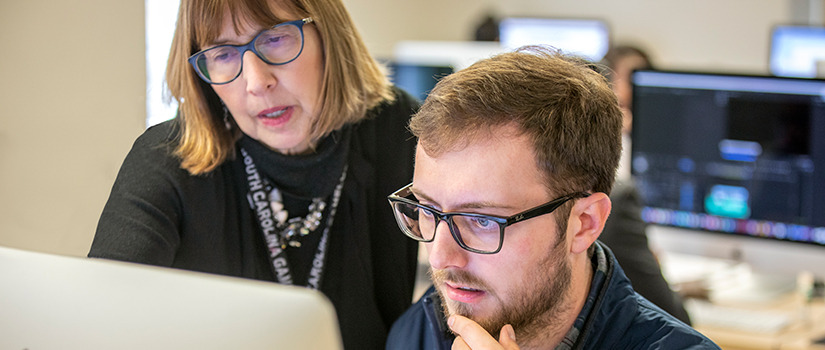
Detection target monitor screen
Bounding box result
[390,41,504,101]
[388,63,454,102]
[499,17,610,62]
[630,71,825,251]
[770,25,825,78]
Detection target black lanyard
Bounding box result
[240,147,347,290]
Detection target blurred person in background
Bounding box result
[600,44,692,324]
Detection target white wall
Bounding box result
[0,0,819,257]
[0,1,145,256]
[345,0,812,73]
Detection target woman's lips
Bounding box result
[257,106,292,127]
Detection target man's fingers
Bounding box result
[499,324,517,347]
[448,315,504,349]
[452,336,471,350]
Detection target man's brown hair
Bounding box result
[411,46,622,200]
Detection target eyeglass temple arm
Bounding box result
[506,192,591,225]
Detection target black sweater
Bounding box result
[90,87,421,349]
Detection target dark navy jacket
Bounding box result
[385,242,720,350]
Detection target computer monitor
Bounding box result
[388,63,454,102]
[498,17,610,62]
[0,246,343,350]
[391,41,505,101]
[630,70,825,281]
[769,25,825,78]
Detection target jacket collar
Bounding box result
[421,288,454,350]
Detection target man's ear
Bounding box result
[567,193,611,254]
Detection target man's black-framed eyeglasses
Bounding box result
[387,183,590,254]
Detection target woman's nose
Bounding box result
[242,51,277,94]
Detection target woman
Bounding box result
[89,0,420,348]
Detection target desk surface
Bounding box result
[691,297,825,350]
[659,252,825,350]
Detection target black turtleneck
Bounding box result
[237,126,351,199]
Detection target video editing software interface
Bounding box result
[631,71,825,245]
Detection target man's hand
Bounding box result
[448,315,520,350]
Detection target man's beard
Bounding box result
[431,241,572,342]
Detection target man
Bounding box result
[385,46,718,349]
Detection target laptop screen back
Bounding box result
[0,246,343,350]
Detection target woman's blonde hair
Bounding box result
[166,0,393,174]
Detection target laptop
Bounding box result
[0,245,343,350]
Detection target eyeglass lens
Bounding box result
[193,23,303,84]
[392,202,502,253]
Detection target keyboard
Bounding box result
[685,299,794,334]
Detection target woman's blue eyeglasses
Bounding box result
[188,18,313,85]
